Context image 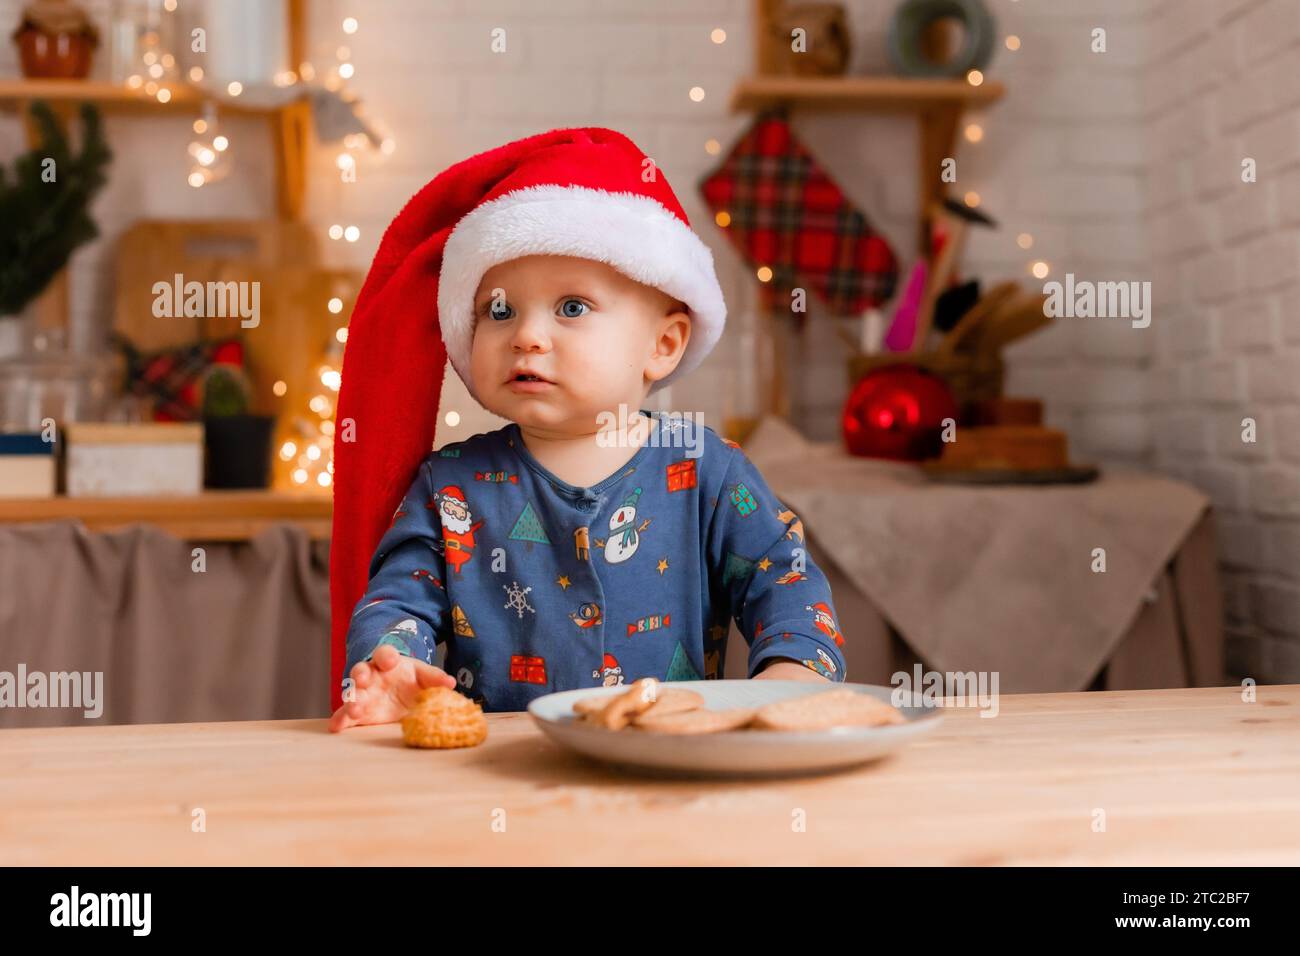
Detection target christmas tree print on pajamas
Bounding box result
[342,411,848,712]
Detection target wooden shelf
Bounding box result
[729,75,1005,113]
[2,1,310,221]
[0,78,291,116]
[0,491,332,541]
[0,77,312,219]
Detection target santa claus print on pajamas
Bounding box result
[428,484,482,574]
[805,601,846,647]
[593,653,624,686]
[341,411,848,711]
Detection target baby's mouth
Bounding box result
[506,371,555,385]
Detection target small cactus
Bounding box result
[201,364,252,418]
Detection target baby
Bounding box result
[328,128,848,731]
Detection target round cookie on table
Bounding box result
[401,686,489,748]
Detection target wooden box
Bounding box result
[65,423,203,498]
[0,433,56,498]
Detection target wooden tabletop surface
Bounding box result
[3,684,1298,866]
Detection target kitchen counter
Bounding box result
[0,491,332,541]
[2,684,1297,866]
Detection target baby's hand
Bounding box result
[754,658,831,682]
[328,643,457,732]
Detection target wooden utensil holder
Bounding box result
[847,349,1004,414]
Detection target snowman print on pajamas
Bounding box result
[604,486,648,564]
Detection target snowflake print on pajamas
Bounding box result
[503,580,535,619]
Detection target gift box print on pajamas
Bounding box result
[343,412,850,711]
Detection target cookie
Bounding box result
[751,688,905,731]
[574,685,704,725]
[401,686,489,748]
[632,707,756,735]
[572,695,610,718]
[633,688,705,721]
[596,677,661,730]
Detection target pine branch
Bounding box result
[0,101,113,316]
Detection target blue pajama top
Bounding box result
[342,410,849,712]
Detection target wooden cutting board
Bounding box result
[114,220,362,489]
[115,220,320,351]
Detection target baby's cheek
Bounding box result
[468,329,498,378]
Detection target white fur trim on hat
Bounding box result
[437,184,727,402]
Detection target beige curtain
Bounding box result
[0,521,331,728]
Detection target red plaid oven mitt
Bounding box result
[700,112,899,319]
[112,334,245,422]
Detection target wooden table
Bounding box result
[3,685,1298,866]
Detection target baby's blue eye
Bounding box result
[559,298,589,318]
[489,301,514,321]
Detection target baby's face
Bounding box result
[468,255,689,433]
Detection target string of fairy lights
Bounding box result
[273,13,390,491]
[957,32,1052,282]
[117,5,393,200]
[273,289,348,490]
[119,5,391,491]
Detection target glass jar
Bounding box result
[0,337,119,433]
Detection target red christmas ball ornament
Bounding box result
[842,364,958,461]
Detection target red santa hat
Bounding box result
[330,127,726,709]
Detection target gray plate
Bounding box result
[528,680,942,777]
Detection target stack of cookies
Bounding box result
[573,678,905,735]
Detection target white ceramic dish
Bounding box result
[528,680,942,777]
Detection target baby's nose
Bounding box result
[509,312,551,351]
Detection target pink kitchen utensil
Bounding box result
[883,260,928,352]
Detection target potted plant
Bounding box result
[200,364,274,489]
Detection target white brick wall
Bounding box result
[1145,0,1300,683]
